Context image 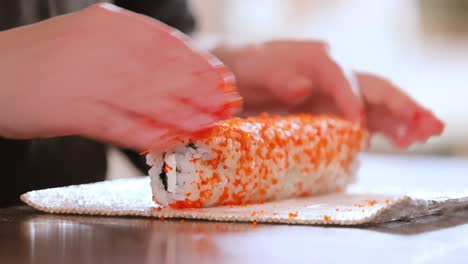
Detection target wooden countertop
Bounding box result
[1,154,468,263]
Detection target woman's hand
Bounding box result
[356,72,444,147]
[215,40,444,147]
[0,3,241,151]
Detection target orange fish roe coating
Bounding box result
[147,114,368,208]
[288,211,299,219]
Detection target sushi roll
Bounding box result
[146,114,368,208]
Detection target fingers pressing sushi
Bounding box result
[214,40,443,148]
[357,72,444,147]
[0,4,241,150]
[213,40,363,121]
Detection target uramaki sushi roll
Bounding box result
[146,114,368,208]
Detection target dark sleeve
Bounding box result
[115,0,196,34]
[0,137,107,206]
[119,148,150,174]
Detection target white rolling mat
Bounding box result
[20,177,468,225]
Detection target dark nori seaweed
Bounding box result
[187,142,197,149]
[160,161,168,191]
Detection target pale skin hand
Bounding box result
[0,3,442,151]
[0,3,241,151]
[214,40,444,147]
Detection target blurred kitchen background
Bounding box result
[108,0,468,178]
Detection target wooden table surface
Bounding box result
[1,154,468,264]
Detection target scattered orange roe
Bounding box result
[163,164,173,174]
[159,216,165,222]
[366,200,377,206]
[323,215,331,222]
[190,157,201,163]
[179,219,185,224]
[252,221,258,227]
[169,199,202,209]
[384,199,390,205]
[151,206,162,212]
[288,211,299,219]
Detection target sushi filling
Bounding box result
[159,163,168,191]
[161,153,177,193]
